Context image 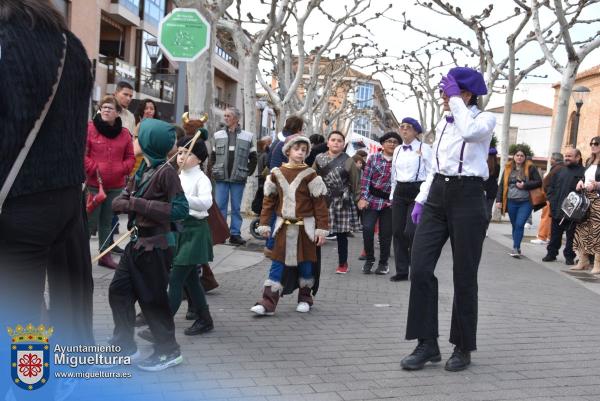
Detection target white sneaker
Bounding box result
[250,304,273,316]
[530,239,548,245]
[524,223,532,229]
[296,302,310,313]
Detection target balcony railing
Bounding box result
[215,45,239,68]
[99,56,136,87]
[214,98,233,110]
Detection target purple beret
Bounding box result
[488,147,498,155]
[401,117,423,134]
[448,67,488,96]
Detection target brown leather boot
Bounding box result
[250,284,280,315]
[200,264,219,292]
[98,254,118,269]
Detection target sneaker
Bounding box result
[250,304,274,316]
[136,350,183,372]
[524,223,532,229]
[335,263,349,274]
[530,239,549,245]
[325,234,337,240]
[509,248,521,258]
[542,254,557,262]
[374,263,389,275]
[362,260,374,274]
[229,235,246,246]
[296,302,310,313]
[111,245,125,255]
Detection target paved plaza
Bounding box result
[85,218,600,401]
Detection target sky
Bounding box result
[227,0,600,116]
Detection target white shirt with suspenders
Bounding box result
[390,139,432,200]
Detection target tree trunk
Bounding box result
[547,62,578,167]
[186,26,217,136]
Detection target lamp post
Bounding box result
[570,85,591,146]
[144,38,186,125]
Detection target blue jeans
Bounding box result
[215,181,245,236]
[507,199,533,250]
[268,260,313,283]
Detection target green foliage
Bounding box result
[489,134,498,149]
[509,143,534,157]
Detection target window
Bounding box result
[355,83,374,109]
[119,0,140,15]
[353,116,371,137]
[143,0,166,26]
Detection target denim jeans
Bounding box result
[268,260,313,283]
[507,199,533,250]
[215,181,245,236]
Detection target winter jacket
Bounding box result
[0,19,92,198]
[546,163,586,218]
[84,121,135,189]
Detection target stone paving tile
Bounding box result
[87,231,600,400]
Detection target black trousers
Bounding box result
[0,186,94,343]
[109,243,179,354]
[362,207,392,264]
[392,182,421,275]
[406,175,487,352]
[547,217,576,260]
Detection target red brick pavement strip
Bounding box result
[81,235,600,401]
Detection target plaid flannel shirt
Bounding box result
[360,152,393,210]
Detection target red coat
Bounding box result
[84,121,135,189]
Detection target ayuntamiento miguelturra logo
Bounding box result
[7,323,52,391]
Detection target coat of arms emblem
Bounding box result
[7,324,53,391]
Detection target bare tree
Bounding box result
[175,0,233,135]
[388,1,552,166]
[532,0,600,160]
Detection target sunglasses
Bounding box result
[590,142,599,147]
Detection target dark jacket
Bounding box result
[546,163,586,218]
[542,162,565,192]
[0,20,93,198]
[305,142,328,167]
[496,161,542,214]
[483,164,500,200]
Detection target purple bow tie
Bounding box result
[402,145,412,151]
[445,115,454,123]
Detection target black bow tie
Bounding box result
[402,145,412,151]
[445,115,454,123]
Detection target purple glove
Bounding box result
[411,202,424,225]
[440,75,461,97]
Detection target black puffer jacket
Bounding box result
[0,17,93,198]
[546,163,586,218]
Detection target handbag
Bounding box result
[560,191,590,223]
[85,170,107,213]
[529,187,547,211]
[0,34,67,215]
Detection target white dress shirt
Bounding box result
[415,97,496,204]
[390,139,432,200]
[179,167,213,219]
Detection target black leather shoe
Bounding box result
[111,245,125,255]
[362,260,374,274]
[400,339,441,370]
[444,347,471,372]
[390,273,408,282]
[184,307,214,335]
[229,235,246,246]
[542,254,557,262]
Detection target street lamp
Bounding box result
[570,85,591,146]
[144,38,161,74]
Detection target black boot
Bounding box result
[400,339,441,370]
[445,347,471,372]
[184,306,214,335]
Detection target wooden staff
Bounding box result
[92,228,135,263]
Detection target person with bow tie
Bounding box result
[389,118,432,282]
[357,132,401,275]
[400,67,496,373]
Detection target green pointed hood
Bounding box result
[137,118,176,167]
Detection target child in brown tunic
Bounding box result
[251,135,329,315]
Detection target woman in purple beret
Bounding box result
[401,67,496,373]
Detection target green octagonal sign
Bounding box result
[159,8,210,62]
